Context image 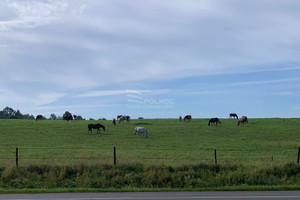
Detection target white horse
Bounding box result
[134,127,148,138]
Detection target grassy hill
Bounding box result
[0,118,299,167]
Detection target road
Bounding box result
[0,191,300,200]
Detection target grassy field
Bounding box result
[0,118,300,167]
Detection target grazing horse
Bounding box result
[112,118,116,126]
[229,113,238,119]
[208,118,221,126]
[179,116,182,121]
[238,116,248,126]
[134,127,148,138]
[119,115,130,123]
[184,115,192,121]
[36,115,43,121]
[88,123,105,134]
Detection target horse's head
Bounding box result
[88,124,92,131]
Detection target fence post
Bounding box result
[16,147,18,166]
[297,147,300,164]
[114,147,116,165]
[214,149,217,165]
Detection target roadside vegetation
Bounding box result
[1,163,300,191]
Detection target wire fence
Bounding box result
[0,146,299,167]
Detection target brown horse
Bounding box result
[112,118,116,126]
[238,116,248,126]
[179,116,182,121]
[184,115,192,121]
[208,118,221,126]
[88,123,106,134]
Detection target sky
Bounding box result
[1,0,300,119]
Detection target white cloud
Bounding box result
[231,77,300,86]
[0,1,77,30]
[77,89,170,98]
[34,92,66,106]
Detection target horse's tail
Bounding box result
[208,121,210,126]
[145,130,148,138]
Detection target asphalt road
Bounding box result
[0,191,300,200]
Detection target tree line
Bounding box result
[0,107,85,120]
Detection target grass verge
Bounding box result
[0,163,300,193]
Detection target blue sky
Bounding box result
[1,0,300,119]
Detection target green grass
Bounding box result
[1,118,300,191]
[0,118,300,166]
[1,163,300,190]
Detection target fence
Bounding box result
[3,146,300,167]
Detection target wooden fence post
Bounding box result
[214,149,217,165]
[16,147,18,166]
[297,147,300,164]
[114,147,116,165]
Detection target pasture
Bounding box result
[0,118,300,167]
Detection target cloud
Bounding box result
[0,0,83,30]
[34,92,66,106]
[231,77,300,86]
[77,89,170,98]
[2,0,300,87]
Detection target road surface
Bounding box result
[0,191,300,200]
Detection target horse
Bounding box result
[112,118,116,126]
[179,116,182,121]
[134,127,148,138]
[119,115,130,123]
[229,113,238,119]
[208,118,221,126]
[36,115,43,121]
[184,115,192,121]
[238,116,248,126]
[88,123,105,134]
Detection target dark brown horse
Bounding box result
[88,123,105,134]
[238,116,248,126]
[112,118,116,126]
[229,113,238,119]
[179,116,182,121]
[184,115,192,121]
[36,115,43,121]
[208,118,221,126]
